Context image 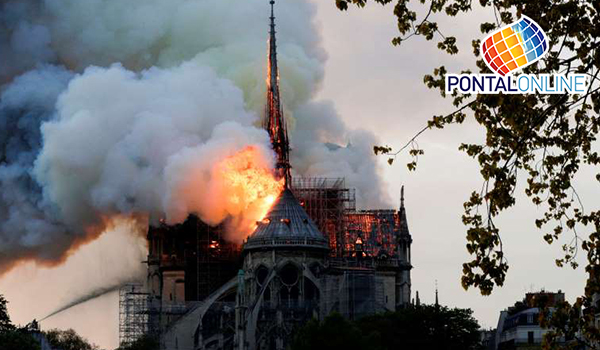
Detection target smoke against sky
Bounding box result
[1,219,147,346]
[0,65,74,268]
[0,0,389,275]
[0,0,392,342]
[2,1,594,349]
[34,62,271,236]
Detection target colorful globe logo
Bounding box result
[481,16,548,76]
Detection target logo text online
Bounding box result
[446,16,589,95]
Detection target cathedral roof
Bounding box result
[243,188,329,251]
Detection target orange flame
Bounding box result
[217,146,283,238]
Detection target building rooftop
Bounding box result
[244,188,329,251]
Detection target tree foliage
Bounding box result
[44,329,100,350]
[337,0,600,348]
[290,313,378,350]
[0,294,102,350]
[290,305,483,350]
[0,329,41,350]
[0,294,13,332]
[0,294,41,350]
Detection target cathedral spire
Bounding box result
[264,0,291,187]
[435,280,439,307]
[399,185,410,236]
[268,0,279,101]
[400,185,405,208]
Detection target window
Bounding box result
[280,264,299,286]
[256,265,269,286]
[519,314,528,325]
[528,331,534,344]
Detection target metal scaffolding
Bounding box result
[119,284,156,346]
[291,177,404,258]
[291,177,356,256]
[345,210,401,258]
[195,221,241,301]
[147,216,241,303]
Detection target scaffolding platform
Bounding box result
[119,284,157,346]
[291,177,356,256]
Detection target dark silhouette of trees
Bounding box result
[336,0,600,347]
[0,295,12,332]
[290,305,482,350]
[44,329,100,350]
[0,294,40,350]
[291,313,379,350]
[0,294,103,350]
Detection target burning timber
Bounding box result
[119,2,412,350]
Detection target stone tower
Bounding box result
[235,189,329,350]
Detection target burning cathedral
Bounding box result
[119,2,413,349]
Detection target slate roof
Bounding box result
[244,189,329,251]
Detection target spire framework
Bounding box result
[435,280,439,307]
[264,0,291,187]
[399,185,410,236]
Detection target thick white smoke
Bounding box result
[0,0,390,273]
[34,62,272,232]
[292,100,390,208]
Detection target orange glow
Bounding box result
[217,146,283,238]
[0,215,147,277]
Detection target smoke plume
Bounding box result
[34,63,272,234]
[0,0,390,275]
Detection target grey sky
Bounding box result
[2,1,592,349]
[312,0,588,331]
